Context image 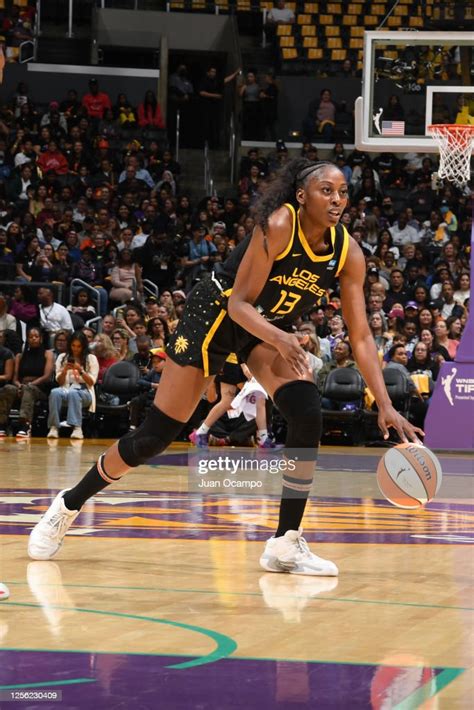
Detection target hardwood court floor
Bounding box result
[0,439,473,709]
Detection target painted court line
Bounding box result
[2,602,238,669]
[5,581,474,612]
[0,679,96,691]
[393,668,465,710]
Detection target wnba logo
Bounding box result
[441,367,457,406]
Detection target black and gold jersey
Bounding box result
[221,203,350,327]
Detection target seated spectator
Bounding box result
[37,286,74,343]
[82,79,112,121]
[0,228,15,278]
[0,293,17,332]
[114,305,142,340]
[15,235,41,282]
[368,312,389,357]
[115,93,136,130]
[407,340,439,386]
[385,343,428,427]
[389,212,420,247]
[6,326,55,438]
[239,164,264,205]
[130,335,152,374]
[446,315,463,345]
[67,289,97,326]
[8,163,37,205]
[59,89,81,126]
[111,328,134,362]
[433,319,458,360]
[37,140,68,177]
[326,314,346,353]
[52,329,69,360]
[50,243,73,285]
[297,327,323,383]
[92,333,119,404]
[137,90,165,130]
[8,285,38,326]
[453,272,470,306]
[129,320,148,353]
[47,330,99,440]
[440,280,461,319]
[147,316,169,349]
[71,247,108,316]
[129,349,166,429]
[317,340,358,410]
[182,223,216,291]
[109,248,141,304]
[0,337,15,437]
[303,89,336,142]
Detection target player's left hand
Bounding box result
[378,404,424,444]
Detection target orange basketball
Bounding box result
[376,444,442,509]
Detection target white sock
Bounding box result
[196,423,210,435]
[257,429,268,442]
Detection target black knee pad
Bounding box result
[118,405,184,467]
[273,381,322,455]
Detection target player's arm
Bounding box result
[227,207,309,377]
[339,237,423,443]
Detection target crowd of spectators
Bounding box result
[0,73,470,442]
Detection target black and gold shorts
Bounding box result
[166,274,261,377]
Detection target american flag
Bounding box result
[381,121,405,136]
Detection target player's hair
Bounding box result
[253,158,336,233]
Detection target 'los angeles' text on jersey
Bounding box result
[222,203,350,326]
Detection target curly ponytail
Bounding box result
[252,158,335,232]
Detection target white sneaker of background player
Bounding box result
[28,489,79,560]
[260,528,339,576]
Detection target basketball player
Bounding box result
[29,159,422,575]
[189,355,274,448]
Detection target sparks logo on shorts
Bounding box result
[174,336,189,354]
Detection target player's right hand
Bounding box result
[275,333,310,377]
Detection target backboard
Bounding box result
[355,31,473,153]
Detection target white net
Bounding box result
[428,124,474,186]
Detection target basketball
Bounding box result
[377,444,442,509]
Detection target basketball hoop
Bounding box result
[427,124,474,186]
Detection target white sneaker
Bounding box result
[0,582,9,600]
[28,489,80,560]
[70,427,83,439]
[47,426,59,438]
[259,528,339,576]
[0,430,6,438]
[16,428,31,439]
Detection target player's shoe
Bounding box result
[188,430,208,447]
[0,429,6,438]
[0,582,9,600]
[16,427,31,439]
[259,528,338,576]
[208,434,228,446]
[28,490,80,560]
[257,436,276,449]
